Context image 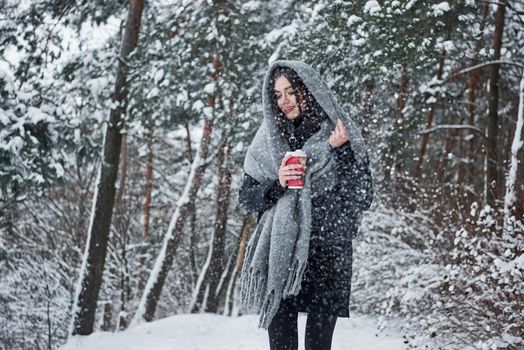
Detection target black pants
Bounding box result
[268,298,337,350]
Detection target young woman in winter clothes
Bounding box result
[238,60,373,350]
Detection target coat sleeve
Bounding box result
[238,173,287,213]
[331,140,373,216]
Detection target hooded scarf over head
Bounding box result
[239,60,366,329]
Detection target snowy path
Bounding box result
[61,313,407,350]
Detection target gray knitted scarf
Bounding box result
[239,60,366,329]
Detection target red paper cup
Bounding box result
[285,150,307,189]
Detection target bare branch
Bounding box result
[418,124,485,137]
[446,60,524,82]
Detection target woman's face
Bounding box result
[274,75,304,120]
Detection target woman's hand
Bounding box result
[278,154,305,188]
[329,118,349,149]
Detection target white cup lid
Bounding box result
[286,149,306,157]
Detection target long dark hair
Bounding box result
[268,66,327,138]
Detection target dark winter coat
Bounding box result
[239,113,373,316]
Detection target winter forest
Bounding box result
[1,0,523,349]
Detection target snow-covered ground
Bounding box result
[61,313,407,350]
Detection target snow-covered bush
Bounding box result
[352,201,524,349]
[0,236,73,349]
[436,205,524,350]
[352,203,446,347]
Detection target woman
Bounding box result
[238,60,373,350]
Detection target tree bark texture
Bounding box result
[486,1,506,208]
[70,0,145,336]
[116,133,128,203]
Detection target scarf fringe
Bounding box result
[283,257,307,296]
[240,265,267,311]
[258,289,278,329]
[240,256,309,329]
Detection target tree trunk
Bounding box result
[116,133,128,203]
[394,63,409,183]
[118,222,131,331]
[143,130,154,240]
[437,4,488,186]
[183,119,199,285]
[70,0,145,336]
[503,69,524,232]
[101,302,112,331]
[437,116,466,183]
[223,214,253,316]
[138,129,154,292]
[486,0,506,208]
[436,81,473,184]
[387,63,410,208]
[131,120,214,326]
[413,22,454,178]
[436,134,453,183]
[361,79,374,140]
[464,3,489,187]
[412,68,443,179]
[190,140,232,313]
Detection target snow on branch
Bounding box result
[418,124,485,136]
[445,60,524,82]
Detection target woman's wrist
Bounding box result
[330,140,350,151]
